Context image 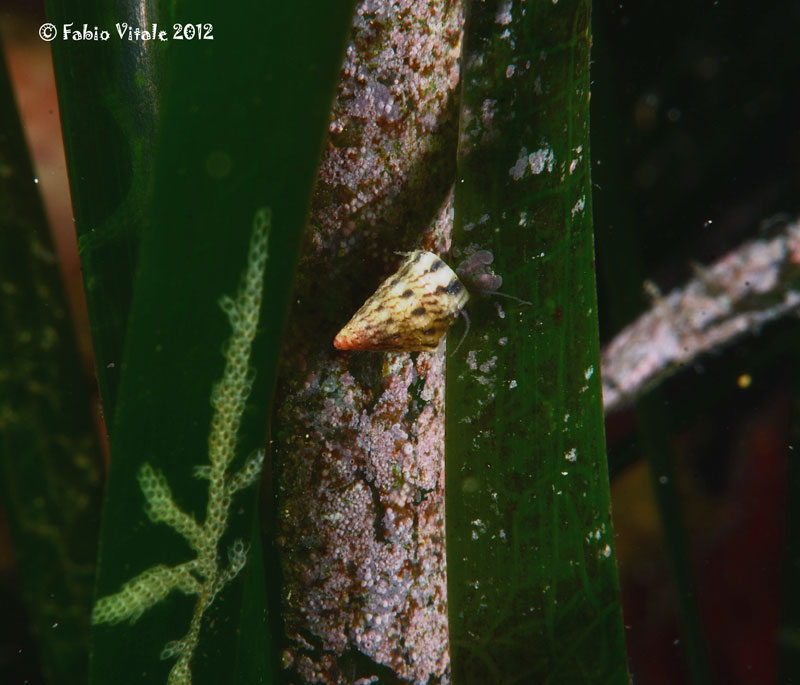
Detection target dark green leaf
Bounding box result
[446,2,628,682]
[46,0,164,415]
[46,2,358,684]
[0,39,104,685]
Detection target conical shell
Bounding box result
[333,251,469,352]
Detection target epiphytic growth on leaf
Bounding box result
[92,208,271,685]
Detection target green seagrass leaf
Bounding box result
[446,2,629,682]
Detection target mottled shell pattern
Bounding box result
[333,251,469,352]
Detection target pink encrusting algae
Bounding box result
[272,0,465,682]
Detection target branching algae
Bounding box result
[92,208,272,684]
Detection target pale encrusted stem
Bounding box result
[602,219,800,412]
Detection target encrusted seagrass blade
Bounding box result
[334,251,469,352]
